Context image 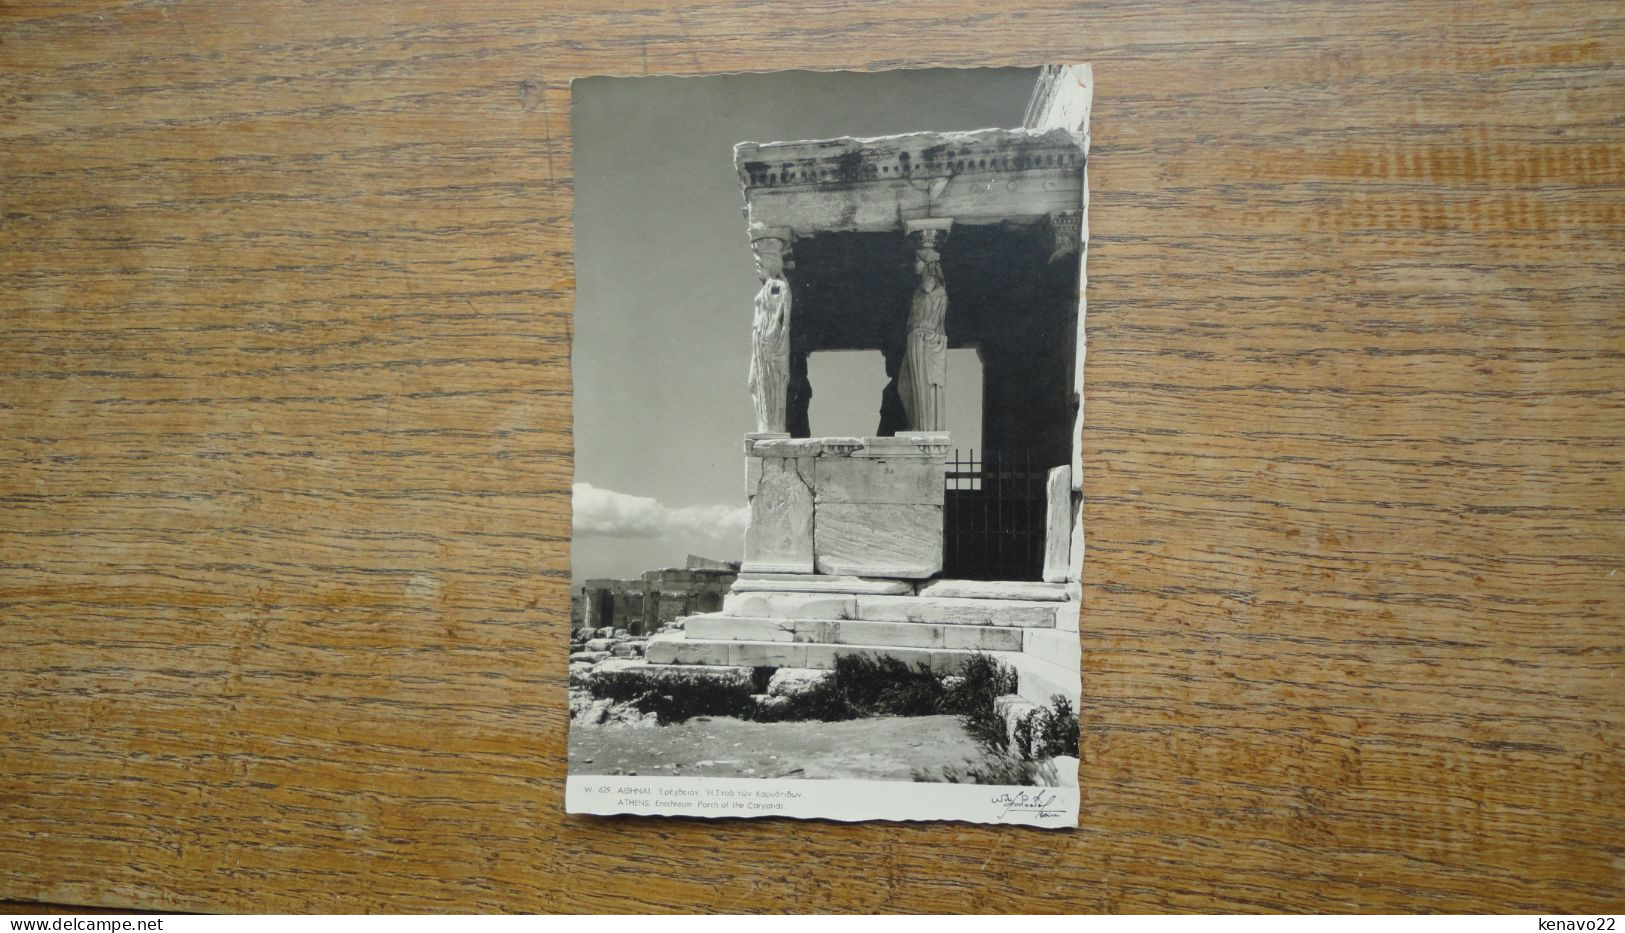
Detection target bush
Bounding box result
[582,653,1053,739]
[918,756,1057,787]
[942,653,1019,714]
[748,654,941,722]
[946,653,1020,750]
[917,695,1080,786]
[1011,695,1080,760]
[587,667,754,725]
[1034,695,1079,759]
[750,674,850,723]
[747,651,1021,727]
[830,654,946,716]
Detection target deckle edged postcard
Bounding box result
[566,65,1090,827]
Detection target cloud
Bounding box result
[572,482,748,540]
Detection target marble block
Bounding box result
[1043,464,1072,583]
[918,579,1069,601]
[729,574,915,596]
[723,590,858,619]
[812,456,943,506]
[743,456,814,573]
[815,503,942,578]
[1068,496,1083,584]
[741,434,946,579]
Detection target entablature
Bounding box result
[734,127,1086,235]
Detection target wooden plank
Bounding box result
[1,0,1621,914]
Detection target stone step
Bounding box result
[856,594,1063,627]
[645,631,1003,674]
[721,590,1062,628]
[730,575,1074,601]
[917,579,1071,602]
[730,574,912,596]
[683,614,1024,652]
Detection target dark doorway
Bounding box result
[589,590,614,630]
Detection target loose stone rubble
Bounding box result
[766,667,832,698]
[566,626,657,728]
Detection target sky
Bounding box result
[570,67,1039,584]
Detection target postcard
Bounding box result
[566,65,1089,826]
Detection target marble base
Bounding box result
[741,434,948,580]
[815,503,943,579]
[742,456,814,574]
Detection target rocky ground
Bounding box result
[566,624,1077,785]
[568,711,1010,782]
[568,624,651,673]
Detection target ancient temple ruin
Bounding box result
[574,556,741,637]
[646,65,1091,709]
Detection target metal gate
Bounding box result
[943,448,1046,581]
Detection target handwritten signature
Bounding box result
[990,789,1063,820]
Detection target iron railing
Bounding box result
[943,448,1046,582]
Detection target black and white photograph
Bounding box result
[564,64,1090,825]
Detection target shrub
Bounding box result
[1033,695,1079,759]
[747,654,941,722]
[583,652,1045,735]
[746,651,1022,728]
[916,756,1060,787]
[944,653,1020,750]
[942,652,1019,714]
[1010,694,1080,760]
[586,667,754,725]
[831,654,945,716]
[750,676,850,723]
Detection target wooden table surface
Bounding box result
[2,0,1621,914]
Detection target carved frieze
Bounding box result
[735,128,1085,191]
[735,127,1085,236]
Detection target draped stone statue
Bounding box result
[898,221,950,432]
[748,230,791,434]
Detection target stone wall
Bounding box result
[574,563,739,636]
[641,566,738,632]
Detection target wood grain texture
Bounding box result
[2,0,1621,914]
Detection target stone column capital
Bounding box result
[749,225,794,277]
[904,217,953,254]
[748,223,793,248]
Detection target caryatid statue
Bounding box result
[748,227,792,434]
[898,219,952,433]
